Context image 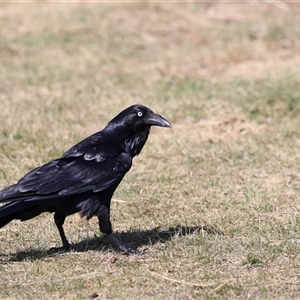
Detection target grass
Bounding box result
[1,2,300,299]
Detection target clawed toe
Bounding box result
[47,245,70,254]
[123,248,145,255]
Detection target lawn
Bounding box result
[1,2,300,299]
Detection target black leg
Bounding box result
[48,212,70,253]
[97,205,143,255]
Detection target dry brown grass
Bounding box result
[1,2,300,299]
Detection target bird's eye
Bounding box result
[137,111,143,117]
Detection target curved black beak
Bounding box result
[147,112,171,128]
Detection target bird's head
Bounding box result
[107,104,171,157]
[109,104,171,129]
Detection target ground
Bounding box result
[1,2,300,299]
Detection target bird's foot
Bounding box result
[119,245,145,256]
[47,244,70,254]
[108,233,144,255]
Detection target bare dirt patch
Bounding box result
[168,117,265,144]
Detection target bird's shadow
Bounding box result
[3,225,223,262]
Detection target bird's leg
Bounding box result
[97,205,143,255]
[48,212,70,253]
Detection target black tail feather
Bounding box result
[0,201,39,228]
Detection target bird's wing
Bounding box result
[0,146,132,202]
[61,131,115,159]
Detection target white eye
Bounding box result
[137,111,143,117]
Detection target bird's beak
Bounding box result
[147,112,171,128]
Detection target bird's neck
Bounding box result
[105,122,151,158]
[123,126,151,157]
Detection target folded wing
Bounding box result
[0,144,132,202]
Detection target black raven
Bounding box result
[0,104,170,254]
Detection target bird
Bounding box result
[0,104,171,254]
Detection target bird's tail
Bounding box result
[0,201,39,228]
